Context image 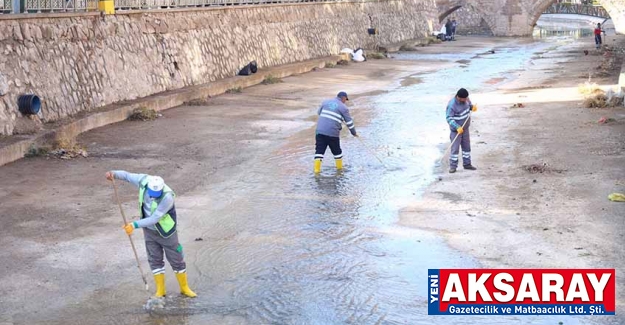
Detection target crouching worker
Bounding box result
[106,170,197,298]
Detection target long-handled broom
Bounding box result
[356,136,388,169]
[437,111,472,167]
[111,178,149,291]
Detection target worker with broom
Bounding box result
[106,170,197,298]
[314,91,358,173]
[446,88,478,173]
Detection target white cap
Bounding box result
[147,176,165,197]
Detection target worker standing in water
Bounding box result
[106,170,197,298]
[314,91,358,173]
[446,88,478,173]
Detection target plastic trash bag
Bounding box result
[353,48,365,62]
[608,193,625,202]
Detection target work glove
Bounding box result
[457,126,464,134]
[471,104,478,112]
[124,222,138,235]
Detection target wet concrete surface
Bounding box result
[0,31,623,325]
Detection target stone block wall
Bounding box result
[443,4,493,35]
[0,0,437,135]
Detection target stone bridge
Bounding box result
[436,0,625,36]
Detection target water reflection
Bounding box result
[533,26,594,39]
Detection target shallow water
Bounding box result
[49,35,618,325]
[136,39,611,324]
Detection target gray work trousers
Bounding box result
[143,228,186,275]
[449,128,471,168]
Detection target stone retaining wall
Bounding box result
[0,0,437,135]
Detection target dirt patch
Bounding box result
[456,59,471,65]
[400,76,423,87]
[485,77,506,85]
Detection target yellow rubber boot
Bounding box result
[154,273,166,298]
[314,159,322,174]
[335,158,343,170]
[175,272,197,298]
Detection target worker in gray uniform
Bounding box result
[106,170,197,298]
[314,91,358,173]
[446,88,478,173]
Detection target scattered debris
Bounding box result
[24,144,49,158]
[336,60,350,66]
[608,193,625,202]
[583,89,623,108]
[399,44,417,51]
[325,62,336,68]
[194,237,204,241]
[261,75,283,85]
[422,37,442,45]
[48,147,89,160]
[584,93,608,108]
[598,117,616,124]
[128,107,158,121]
[368,52,387,60]
[577,81,602,96]
[186,97,211,106]
[511,103,525,108]
[522,162,565,174]
[226,87,242,94]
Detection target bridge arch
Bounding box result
[436,0,495,35]
[439,5,462,23]
[438,0,625,36]
[528,0,623,35]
